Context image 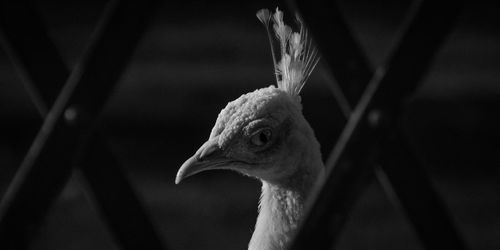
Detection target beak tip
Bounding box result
[175,169,186,184]
[175,141,224,185]
[175,156,196,184]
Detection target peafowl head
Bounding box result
[176,8,321,188]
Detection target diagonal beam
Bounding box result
[0,1,68,116]
[290,0,466,249]
[0,0,165,249]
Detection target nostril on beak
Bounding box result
[199,144,219,160]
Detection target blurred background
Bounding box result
[0,0,499,249]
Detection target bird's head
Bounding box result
[176,7,321,186]
[176,85,321,185]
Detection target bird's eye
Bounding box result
[250,129,272,147]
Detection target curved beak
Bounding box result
[175,139,228,184]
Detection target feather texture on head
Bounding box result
[256,8,320,104]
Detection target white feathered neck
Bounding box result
[248,144,324,250]
[249,182,302,250]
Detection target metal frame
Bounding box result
[289,0,467,249]
[0,0,166,249]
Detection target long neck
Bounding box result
[248,182,303,250]
[248,152,324,250]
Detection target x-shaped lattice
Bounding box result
[0,0,166,249]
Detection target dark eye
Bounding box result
[250,129,272,147]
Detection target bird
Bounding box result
[176,7,324,250]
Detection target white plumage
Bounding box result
[176,8,324,250]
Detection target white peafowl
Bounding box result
[176,8,324,250]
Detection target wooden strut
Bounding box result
[0,0,166,249]
[288,0,467,249]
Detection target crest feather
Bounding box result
[257,7,320,102]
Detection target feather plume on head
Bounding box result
[256,8,320,105]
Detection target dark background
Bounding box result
[0,0,499,249]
